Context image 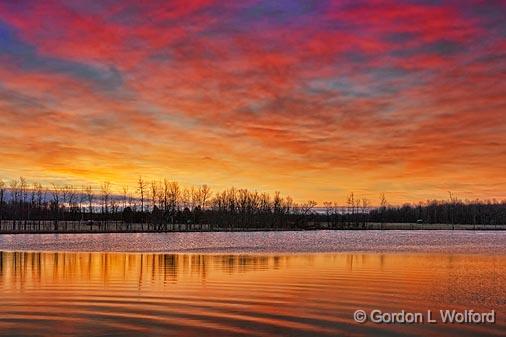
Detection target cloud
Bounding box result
[0,0,504,203]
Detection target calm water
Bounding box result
[0,231,505,337]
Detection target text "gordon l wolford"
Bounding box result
[356,309,496,324]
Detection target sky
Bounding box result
[0,0,505,204]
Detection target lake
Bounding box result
[0,231,504,336]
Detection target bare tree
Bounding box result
[379,193,388,229]
[299,200,317,228]
[284,196,293,214]
[301,200,317,215]
[8,179,19,230]
[200,184,211,208]
[332,202,340,228]
[347,192,355,226]
[0,180,5,227]
[29,182,37,226]
[448,191,458,229]
[34,183,45,229]
[110,191,119,222]
[63,185,76,230]
[79,186,86,221]
[150,180,159,212]
[50,183,60,231]
[84,186,94,221]
[181,187,191,210]
[137,177,146,214]
[122,186,129,210]
[361,198,370,228]
[191,186,200,210]
[101,182,111,220]
[168,181,180,221]
[19,177,28,227]
[323,201,332,227]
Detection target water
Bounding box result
[0,231,504,337]
[1,230,505,254]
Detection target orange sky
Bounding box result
[0,1,505,204]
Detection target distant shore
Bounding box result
[0,221,504,234]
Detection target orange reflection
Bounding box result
[0,252,504,337]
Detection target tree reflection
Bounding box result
[0,251,295,289]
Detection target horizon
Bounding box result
[1,1,505,204]
[1,176,504,208]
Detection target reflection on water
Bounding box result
[0,251,504,337]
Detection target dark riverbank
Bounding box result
[0,220,504,234]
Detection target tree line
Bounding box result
[0,177,504,231]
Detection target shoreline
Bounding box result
[0,222,505,234]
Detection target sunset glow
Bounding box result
[0,1,505,203]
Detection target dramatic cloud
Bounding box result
[0,0,505,203]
